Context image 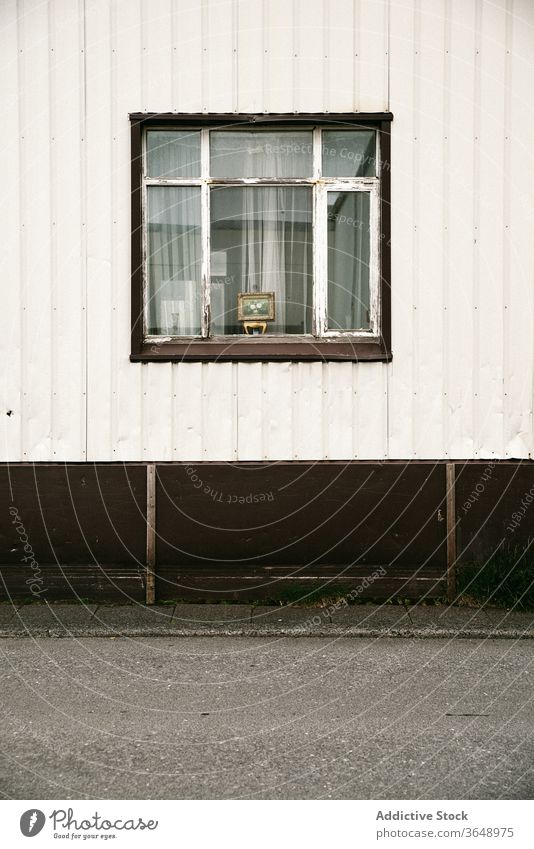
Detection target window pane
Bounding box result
[147,186,202,335]
[327,191,371,330]
[322,130,376,177]
[210,186,313,335]
[210,131,313,178]
[146,130,201,178]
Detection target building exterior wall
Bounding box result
[2,0,533,463]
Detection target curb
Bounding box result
[1,626,533,639]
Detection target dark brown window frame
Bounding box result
[130,112,392,363]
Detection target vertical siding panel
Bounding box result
[203,362,235,460]
[51,0,86,460]
[0,0,22,460]
[265,363,293,460]
[295,0,324,113]
[325,362,353,460]
[144,363,173,459]
[206,0,235,112]
[387,0,415,458]
[142,0,173,113]
[113,0,143,460]
[86,0,113,460]
[446,0,476,459]
[21,0,52,460]
[236,0,264,113]
[357,0,388,111]
[325,0,354,112]
[173,363,203,459]
[476,0,506,457]
[412,0,446,458]
[294,362,323,459]
[505,0,534,458]
[265,0,294,112]
[356,364,387,458]
[237,362,263,460]
[173,0,203,111]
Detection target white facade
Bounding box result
[1,0,533,462]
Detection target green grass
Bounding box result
[457,543,534,610]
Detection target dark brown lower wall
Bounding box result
[0,461,532,603]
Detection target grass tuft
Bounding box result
[457,543,534,610]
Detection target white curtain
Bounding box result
[211,186,312,335]
[239,187,309,332]
[147,186,201,335]
[327,191,371,330]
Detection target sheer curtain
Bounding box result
[147,186,201,335]
[211,186,312,335]
[239,187,310,333]
[327,191,371,331]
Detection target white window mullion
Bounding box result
[370,182,381,337]
[200,128,210,337]
[313,181,327,337]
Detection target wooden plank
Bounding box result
[0,464,147,566]
[155,563,446,602]
[0,564,145,603]
[172,0,203,111]
[324,362,354,460]
[21,0,53,461]
[172,363,203,460]
[86,0,113,460]
[324,0,354,113]
[0,0,22,461]
[265,362,293,460]
[294,0,324,113]
[113,0,143,461]
[206,0,235,112]
[504,0,534,458]
[475,0,507,458]
[446,0,477,459]
[357,0,388,112]
[265,0,294,112]
[203,362,236,460]
[146,463,156,604]
[237,362,264,460]
[446,461,456,600]
[142,0,173,113]
[356,363,387,459]
[51,0,86,460]
[456,462,534,563]
[293,362,323,459]
[236,0,264,113]
[412,0,446,458]
[387,0,416,458]
[143,363,173,460]
[155,462,447,569]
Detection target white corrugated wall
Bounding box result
[1,0,532,461]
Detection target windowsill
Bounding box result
[130,336,391,362]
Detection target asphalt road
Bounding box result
[0,636,533,800]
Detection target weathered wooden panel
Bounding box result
[455,462,534,563]
[155,462,448,571]
[0,0,22,461]
[155,562,446,602]
[0,564,145,603]
[0,465,147,566]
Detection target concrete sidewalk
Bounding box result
[0,601,533,638]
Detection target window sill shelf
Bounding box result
[130,338,392,363]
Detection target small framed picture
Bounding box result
[237,292,275,322]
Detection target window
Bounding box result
[131,114,392,362]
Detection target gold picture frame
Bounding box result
[237,292,275,322]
